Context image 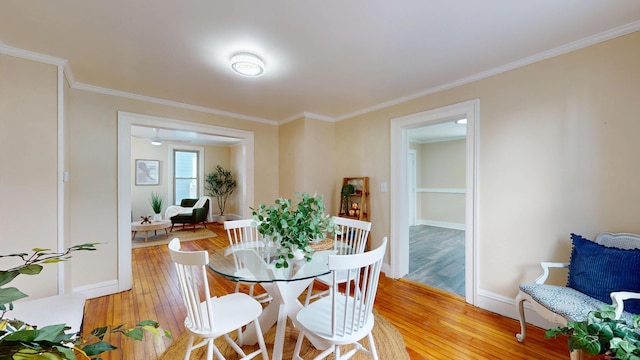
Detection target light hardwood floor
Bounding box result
[82,223,569,359]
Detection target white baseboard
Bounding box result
[416,219,465,231]
[476,288,557,331]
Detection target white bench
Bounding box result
[9,292,87,335]
[515,232,640,359]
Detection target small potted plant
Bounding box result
[150,191,163,221]
[205,165,237,223]
[251,192,338,268]
[545,305,640,359]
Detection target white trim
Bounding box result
[167,144,205,214]
[62,62,75,88]
[476,289,555,330]
[416,187,465,194]
[336,21,640,122]
[280,112,336,124]
[390,99,479,306]
[416,220,465,231]
[117,111,255,293]
[73,82,277,125]
[56,64,66,294]
[0,42,67,66]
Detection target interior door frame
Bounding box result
[116,111,254,291]
[390,99,479,305]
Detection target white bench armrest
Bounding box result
[534,262,569,284]
[611,291,640,319]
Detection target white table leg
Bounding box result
[241,279,314,360]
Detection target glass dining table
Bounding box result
[207,241,336,360]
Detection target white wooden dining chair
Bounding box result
[168,239,268,360]
[293,237,387,360]
[224,219,272,304]
[304,216,372,306]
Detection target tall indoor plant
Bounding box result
[205,165,237,222]
[546,306,640,359]
[251,192,337,268]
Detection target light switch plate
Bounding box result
[380,182,388,193]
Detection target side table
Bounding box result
[131,220,172,242]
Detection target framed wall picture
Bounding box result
[135,159,159,185]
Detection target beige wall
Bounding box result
[335,31,640,296]
[279,118,305,200]
[418,139,465,225]
[228,143,243,215]
[0,55,59,298]
[278,117,335,212]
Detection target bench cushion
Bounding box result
[9,292,87,335]
[567,233,640,314]
[520,283,635,323]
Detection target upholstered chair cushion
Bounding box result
[519,283,636,323]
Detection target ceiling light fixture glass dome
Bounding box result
[230,53,265,77]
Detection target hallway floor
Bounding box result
[406,225,465,297]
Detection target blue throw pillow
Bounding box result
[567,233,640,314]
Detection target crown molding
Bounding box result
[280,111,336,125]
[303,112,335,122]
[0,41,67,66]
[62,62,75,86]
[334,21,640,122]
[71,82,278,125]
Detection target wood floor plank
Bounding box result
[81,223,569,359]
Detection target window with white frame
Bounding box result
[173,150,199,204]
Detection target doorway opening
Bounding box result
[390,99,479,305]
[405,124,467,297]
[116,111,255,292]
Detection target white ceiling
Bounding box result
[131,125,242,146]
[1,1,639,125]
[408,121,467,144]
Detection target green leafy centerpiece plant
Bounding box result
[251,192,337,268]
[205,165,237,222]
[0,244,170,359]
[545,305,640,360]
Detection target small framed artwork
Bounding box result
[135,159,159,185]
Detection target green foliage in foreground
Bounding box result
[546,305,640,360]
[0,245,170,359]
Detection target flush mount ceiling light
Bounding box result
[230,53,265,77]
[455,118,468,125]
